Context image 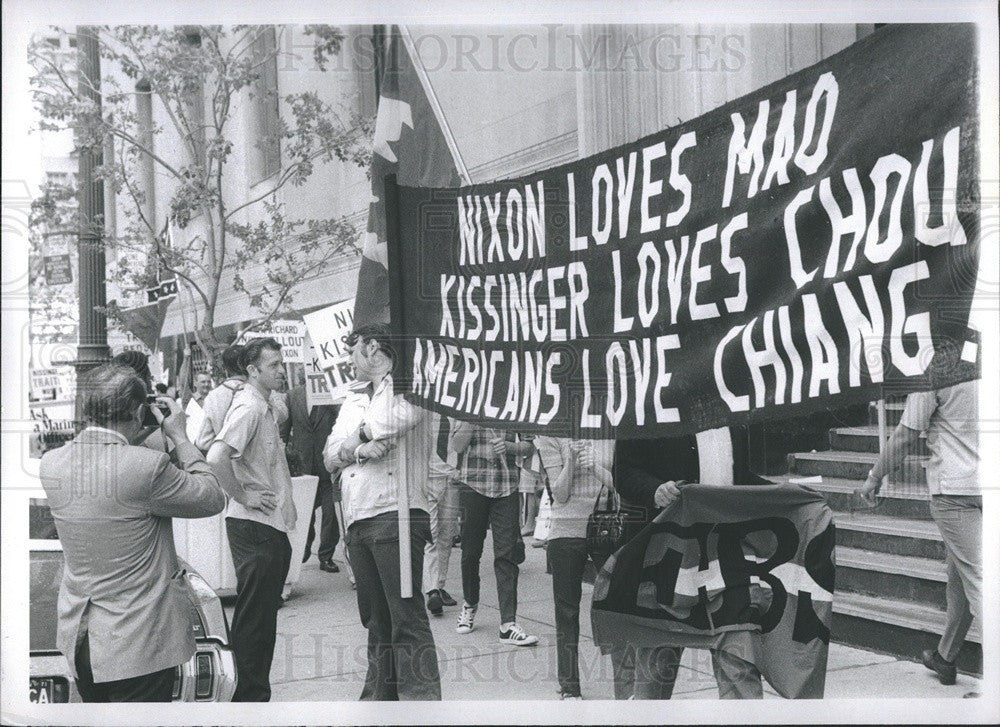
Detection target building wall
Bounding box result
[151,23,874,342]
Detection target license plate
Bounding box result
[29,677,69,703]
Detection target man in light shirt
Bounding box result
[323,324,441,701]
[856,379,980,686]
[207,338,296,702]
[195,343,288,452]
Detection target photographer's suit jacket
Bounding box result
[39,427,226,683]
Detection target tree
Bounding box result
[29,25,372,370]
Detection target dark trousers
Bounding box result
[226,517,292,702]
[304,477,340,562]
[458,485,523,624]
[74,632,175,702]
[547,537,589,697]
[348,509,441,701]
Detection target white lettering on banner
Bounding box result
[713,260,934,411]
[458,182,546,265]
[723,72,839,207]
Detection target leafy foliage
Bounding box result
[29,25,372,366]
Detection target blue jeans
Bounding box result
[348,509,441,701]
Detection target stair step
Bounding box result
[832,591,982,675]
[870,400,907,426]
[775,475,932,519]
[833,591,981,644]
[830,426,928,455]
[836,547,946,607]
[788,449,927,485]
[833,512,944,559]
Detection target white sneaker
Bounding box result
[498,622,538,646]
[456,603,477,634]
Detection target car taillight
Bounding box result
[171,665,183,700]
[195,653,213,699]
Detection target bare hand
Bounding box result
[358,439,393,461]
[572,441,596,469]
[243,490,277,514]
[155,397,188,443]
[490,436,508,456]
[654,480,683,509]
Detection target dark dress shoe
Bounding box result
[319,559,340,573]
[922,649,957,685]
[426,589,443,616]
[438,588,457,607]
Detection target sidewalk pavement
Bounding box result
[239,534,982,702]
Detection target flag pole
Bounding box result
[398,26,473,185]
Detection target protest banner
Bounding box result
[386,24,980,439]
[240,319,306,364]
[590,482,835,698]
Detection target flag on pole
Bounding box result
[117,298,171,352]
[351,25,465,329]
[591,483,836,698]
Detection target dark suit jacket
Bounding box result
[280,385,340,486]
[612,425,768,525]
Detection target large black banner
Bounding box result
[388,24,980,439]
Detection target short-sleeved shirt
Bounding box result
[216,385,296,532]
[899,381,979,496]
[454,422,531,499]
[195,378,244,452]
[536,437,614,540]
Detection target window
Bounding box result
[250,26,281,183]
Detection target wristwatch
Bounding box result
[358,426,372,444]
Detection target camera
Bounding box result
[141,395,171,427]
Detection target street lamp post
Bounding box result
[73,25,110,422]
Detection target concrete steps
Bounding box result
[783,475,932,519]
[834,511,944,560]
[782,405,981,676]
[787,449,927,486]
[836,547,946,608]
[830,426,928,455]
[833,592,981,675]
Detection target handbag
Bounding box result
[585,483,644,565]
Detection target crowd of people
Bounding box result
[38,326,982,702]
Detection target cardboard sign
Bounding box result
[240,319,306,364]
[302,300,356,387]
[303,332,351,408]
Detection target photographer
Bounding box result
[39,363,226,702]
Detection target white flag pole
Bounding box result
[398,26,473,185]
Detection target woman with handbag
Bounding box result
[535,436,614,700]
